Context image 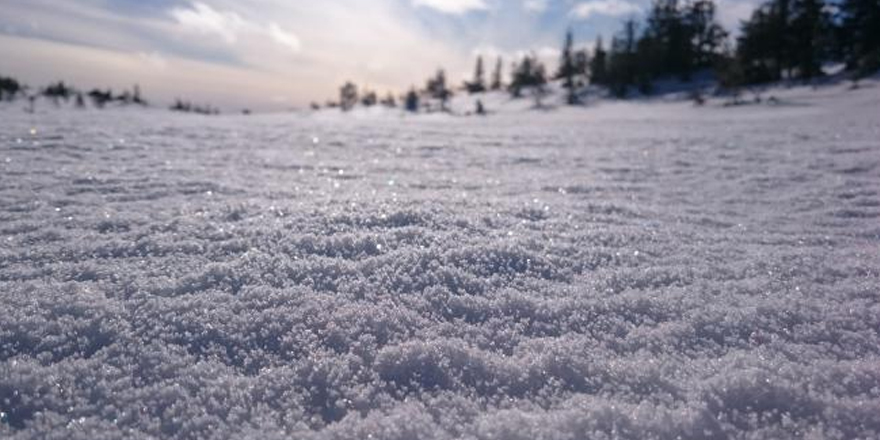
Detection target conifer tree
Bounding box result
[789,0,830,79]
[838,0,880,76]
[688,0,728,68]
[339,82,358,111]
[404,88,420,112]
[427,69,452,111]
[132,84,147,106]
[467,56,487,93]
[381,92,397,108]
[737,0,830,82]
[590,37,608,85]
[556,29,580,104]
[490,57,504,90]
[0,76,23,101]
[361,89,378,107]
[509,54,548,100]
[607,20,639,97]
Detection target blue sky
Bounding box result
[0,0,758,109]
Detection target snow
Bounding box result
[1,81,880,439]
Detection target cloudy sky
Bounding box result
[0,0,758,110]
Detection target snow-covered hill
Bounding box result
[1,80,879,439]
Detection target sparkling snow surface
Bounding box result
[2,85,880,439]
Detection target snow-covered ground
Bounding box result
[1,80,879,439]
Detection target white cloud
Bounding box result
[412,0,489,15]
[170,2,301,53]
[570,0,641,19]
[268,23,302,53]
[170,2,244,43]
[524,0,548,13]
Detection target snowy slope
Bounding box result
[1,81,880,439]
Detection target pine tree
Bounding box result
[132,84,147,106]
[556,29,580,104]
[381,92,397,108]
[590,37,608,85]
[687,0,728,68]
[0,76,23,101]
[607,19,639,97]
[838,0,880,76]
[737,5,779,82]
[574,49,589,87]
[772,0,792,79]
[339,82,358,111]
[509,54,549,100]
[789,0,830,79]
[467,56,487,93]
[361,89,378,107]
[404,88,419,112]
[737,0,831,83]
[491,57,504,90]
[532,61,549,107]
[426,69,452,111]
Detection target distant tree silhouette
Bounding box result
[574,48,589,87]
[688,0,728,68]
[555,29,581,104]
[838,0,880,76]
[509,54,548,102]
[0,76,23,101]
[607,19,639,97]
[117,89,133,104]
[643,0,693,80]
[361,89,378,107]
[171,98,191,112]
[715,49,747,102]
[490,57,504,90]
[590,37,608,86]
[426,69,452,111]
[339,82,358,111]
[171,98,219,115]
[132,84,147,106]
[532,62,550,108]
[588,0,728,95]
[465,56,487,93]
[792,0,830,79]
[736,5,779,82]
[88,89,113,108]
[404,87,420,112]
[43,81,73,105]
[381,92,397,108]
[736,0,830,83]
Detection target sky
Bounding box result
[0,0,760,110]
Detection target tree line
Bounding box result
[325,0,879,112]
[0,76,231,115]
[0,77,149,110]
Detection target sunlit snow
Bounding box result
[1,82,880,439]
